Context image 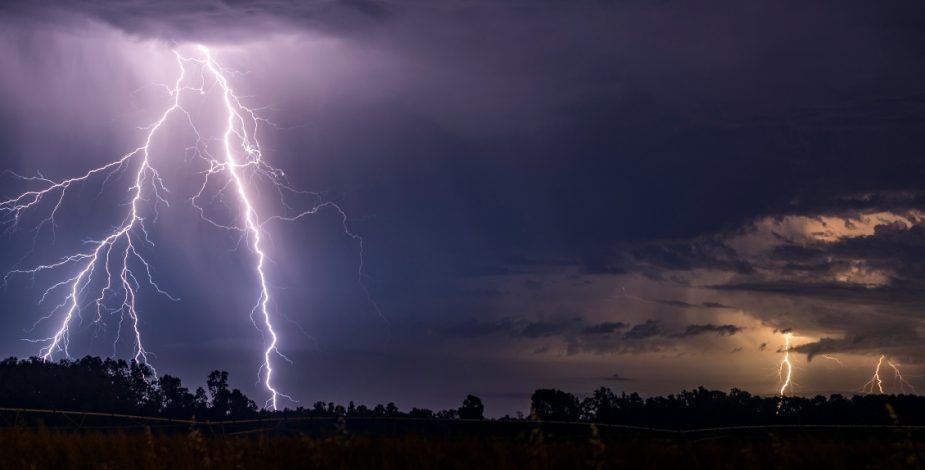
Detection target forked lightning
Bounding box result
[1,46,369,409]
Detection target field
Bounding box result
[1,424,923,469]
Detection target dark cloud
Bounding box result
[580,322,626,335]
[520,318,582,339]
[0,0,383,41]
[793,330,923,361]
[438,317,742,354]
[675,324,743,338]
[649,299,737,310]
[436,317,583,340]
[563,320,745,355]
[771,244,828,261]
[630,242,754,274]
[623,321,663,340]
[701,302,735,309]
[712,281,924,305]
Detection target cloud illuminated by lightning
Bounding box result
[0,45,373,409]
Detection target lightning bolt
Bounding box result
[862,355,886,394]
[1,58,186,367]
[777,332,794,397]
[1,45,371,409]
[887,358,915,394]
[196,45,292,410]
[821,354,846,367]
[862,355,914,394]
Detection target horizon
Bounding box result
[0,353,915,418]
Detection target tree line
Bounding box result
[2,356,924,427]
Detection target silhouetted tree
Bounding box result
[531,389,581,421]
[228,389,258,418]
[206,370,231,418]
[459,394,485,420]
[435,409,458,420]
[0,358,260,420]
[194,386,209,411]
[159,374,197,419]
[581,387,616,421]
[409,407,435,419]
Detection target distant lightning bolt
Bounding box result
[862,355,915,395]
[1,45,371,409]
[774,332,795,414]
[778,332,794,397]
[821,354,846,367]
[887,359,914,394]
[862,355,886,394]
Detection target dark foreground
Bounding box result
[1,427,923,469]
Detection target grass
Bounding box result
[1,425,924,469]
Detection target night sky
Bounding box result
[1,1,925,416]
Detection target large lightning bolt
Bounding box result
[197,45,290,410]
[1,45,369,409]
